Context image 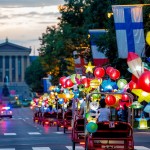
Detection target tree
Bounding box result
[2,84,10,97]
[25,58,47,93]
[38,0,150,83]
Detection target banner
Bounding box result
[112,5,145,58]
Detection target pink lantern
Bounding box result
[94,67,105,78]
[138,71,150,92]
[105,95,116,106]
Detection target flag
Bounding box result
[112,5,145,58]
[89,29,108,66]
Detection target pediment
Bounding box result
[0,41,31,52]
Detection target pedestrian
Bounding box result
[97,98,110,122]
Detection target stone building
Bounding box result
[0,39,32,99]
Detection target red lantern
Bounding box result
[105,95,116,106]
[121,94,130,101]
[109,69,120,80]
[59,76,66,86]
[106,67,114,75]
[81,78,90,88]
[138,71,150,92]
[128,80,138,90]
[65,79,74,88]
[94,67,105,78]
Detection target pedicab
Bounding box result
[42,111,57,126]
[84,92,134,150]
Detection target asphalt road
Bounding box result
[0,107,149,150]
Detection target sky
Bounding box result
[0,0,65,55]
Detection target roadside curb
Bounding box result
[133,128,150,132]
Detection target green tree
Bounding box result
[38,0,150,83]
[2,84,10,97]
[25,58,47,93]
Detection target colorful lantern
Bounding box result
[132,89,150,103]
[138,71,150,93]
[65,78,74,88]
[90,78,102,89]
[109,69,120,80]
[127,52,144,79]
[105,95,116,106]
[146,31,150,46]
[128,80,138,90]
[86,122,98,133]
[84,62,95,73]
[94,67,105,78]
[144,103,150,113]
[139,118,148,129]
[106,67,114,75]
[89,101,99,111]
[59,76,66,86]
[117,79,127,89]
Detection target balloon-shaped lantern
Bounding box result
[122,94,130,101]
[117,79,127,89]
[105,95,116,106]
[128,80,138,90]
[94,67,105,78]
[65,78,74,88]
[59,76,66,86]
[138,71,150,93]
[109,69,120,80]
[81,78,90,88]
[86,122,98,133]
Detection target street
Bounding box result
[0,107,149,150]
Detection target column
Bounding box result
[21,56,24,82]
[2,56,5,82]
[27,56,30,67]
[15,56,18,82]
[9,56,12,82]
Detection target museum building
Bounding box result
[0,38,33,99]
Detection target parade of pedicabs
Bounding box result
[30,52,150,150]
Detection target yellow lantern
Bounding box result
[90,78,102,89]
[146,31,150,46]
[139,118,148,129]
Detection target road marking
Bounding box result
[66,146,84,150]
[134,146,150,150]
[54,132,64,134]
[0,148,15,150]
[4,133,16,136]
[32,147,51,150]
[28,132,41,135]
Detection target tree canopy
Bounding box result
[37,0,150,85]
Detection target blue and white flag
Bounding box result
[112,5,145,58]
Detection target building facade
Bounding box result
[0,39,31,99]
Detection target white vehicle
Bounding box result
[0,106,12,118]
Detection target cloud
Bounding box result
[0,0,64,55]
[0,0,65,8]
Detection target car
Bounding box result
[0,106,12,118]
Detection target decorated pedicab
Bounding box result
[57,53,150,149]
